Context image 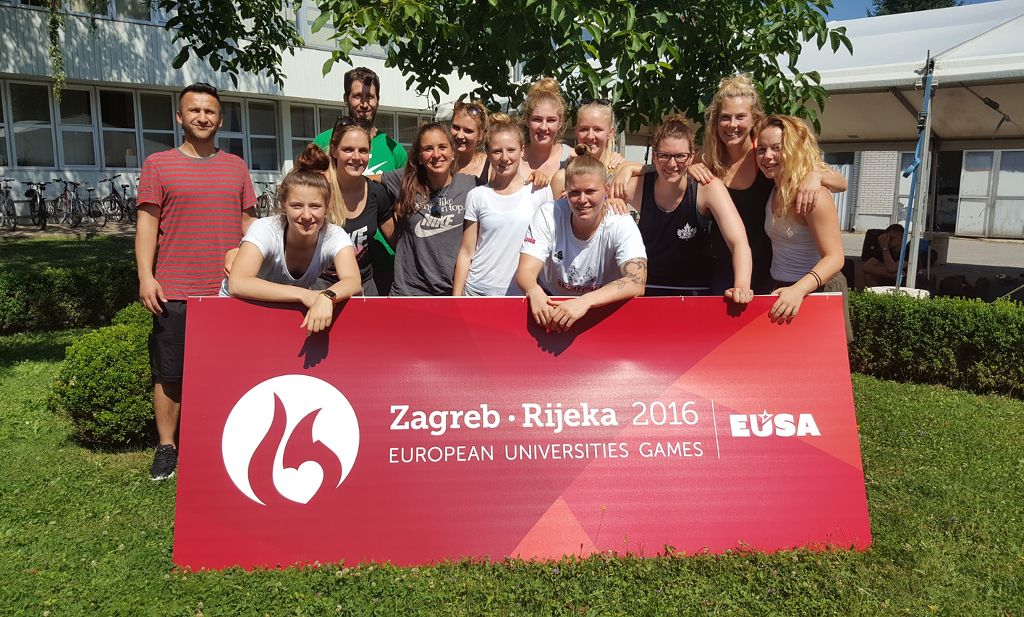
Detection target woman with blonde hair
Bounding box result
[755,115,850,338]
[450,99,491,183]
[550,99,632,197]
[323,116,395,295]
[519,78,573,181]
[694,74,847,294]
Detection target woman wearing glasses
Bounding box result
[450,100,491,183]
[617,116,752,301]
[325,116,396,296]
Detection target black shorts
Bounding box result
[149,300,187,383]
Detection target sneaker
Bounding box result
[150,444,178,481]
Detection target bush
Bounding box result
[0,262,136,335]
[50,305,153,448]
[850,291,1024,398]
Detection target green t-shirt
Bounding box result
[312,129,408,174]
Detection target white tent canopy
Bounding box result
[796,0,1024,143]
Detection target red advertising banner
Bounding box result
[174,295,870,570]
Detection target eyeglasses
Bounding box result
[654,151,692,164]
[333,116,372,130]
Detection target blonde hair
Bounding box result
[522,78,566,142]
[565,146,607,181]
[700,74,765,178]
[486,112,525,148]
[755,114,826,219]
[324,120,372,224]
[576,100,616,165]
[452,99,489,148]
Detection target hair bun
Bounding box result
[489,111,512,124]
[528,77,562,97]
[574,143,590,156]
[662,113,689,126]
[295,142,330,174]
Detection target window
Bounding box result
[374,111,396,142]
[318,106,344,136]
[139,92,176,158]
[218,100,246,160]
[291,105,316,160]
[59,89,98,166]
[0,92,8,168]
[114,0,150,20]
[69,0,111,16]
[248,101,278,171]
[10,83,55,167]
[100,90,139,167]
[299,3,336,49]
[397,113,423,147]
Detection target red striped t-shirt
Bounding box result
[137,148,257,300]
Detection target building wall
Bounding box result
[852,150,899,231]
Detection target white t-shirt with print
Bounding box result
[219,215,353,296]
[520,198,647,296]
[464,184,553,296]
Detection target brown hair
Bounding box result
[395,123,454,219]
[279,143,332,211]
[485,112,525,149]
[754,114,826,218]
[700,74,765,178]
[324,117,372,223]
[651,114,695,153]
[522,78,566,142]
[344,67,380,99]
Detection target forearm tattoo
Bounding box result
[617,258,648,289]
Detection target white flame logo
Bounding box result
[221,375,359,505]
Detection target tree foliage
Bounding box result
[159,0,853,132]
[869,0,960,17]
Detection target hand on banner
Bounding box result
[138,275,166,315]
[546,297,590,332]
[769,286,804,323]
[223,247,239,277]
[724,287,754,304]
[300,290,334,335]
[526,287,556,332]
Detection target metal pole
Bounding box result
[895,54,935,290]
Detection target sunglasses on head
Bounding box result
[334,115,372,130]
[454,102,484,117]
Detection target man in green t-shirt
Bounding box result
[314,67,408,294]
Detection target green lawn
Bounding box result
[1,330,1021,616]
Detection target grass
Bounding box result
[1,330,1022,616]
[0,235,134,273]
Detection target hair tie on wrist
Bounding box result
[808,270,822,288]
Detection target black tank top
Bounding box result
[707,168,775,293]
[637,171,709,293]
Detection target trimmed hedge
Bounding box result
[0,261,136,335]
[850,291,1024,398]
[50,303,153,448]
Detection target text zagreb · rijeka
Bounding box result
[389,402,619,436]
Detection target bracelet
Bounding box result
[808,270,823,288]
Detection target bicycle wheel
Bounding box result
[29,198,40,226]
[69,199,83,228]
[101,196,121,222]
[87,199,107,227]
[126,197,137,223]
[37,197,47,230]
[3,199,16,231]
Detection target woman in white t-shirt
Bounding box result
[223,144,361,334]
[516,153,648,333]
[453,116,554,296]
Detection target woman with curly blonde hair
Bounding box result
[755,115,850,338]
[691,75,847,294]
[519,78,572,180]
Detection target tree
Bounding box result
[869,0,960,17]
[157,0,853,132]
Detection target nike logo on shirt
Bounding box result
[364,162,388,175]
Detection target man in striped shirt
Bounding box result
[135,82,257,481]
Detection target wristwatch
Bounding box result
[319,289,337,302]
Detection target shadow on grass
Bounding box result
[0,330,84,368]
[0,236,135,274]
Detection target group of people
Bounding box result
[136,68,851,480]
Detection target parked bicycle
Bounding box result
[25,181,49,230]
[98,174,137,223]
[65,180,106,228]
[49,179,75,225]
[1,178,16,231]
[255,181,278,218]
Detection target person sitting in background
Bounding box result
[862,223,905,287]
[222,144,361,335]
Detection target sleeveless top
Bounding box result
[637,171,709,293]
[764,191,820,283]
[707,167,775,292]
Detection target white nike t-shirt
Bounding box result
[464,184,553,296]
[520,199,647,296]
